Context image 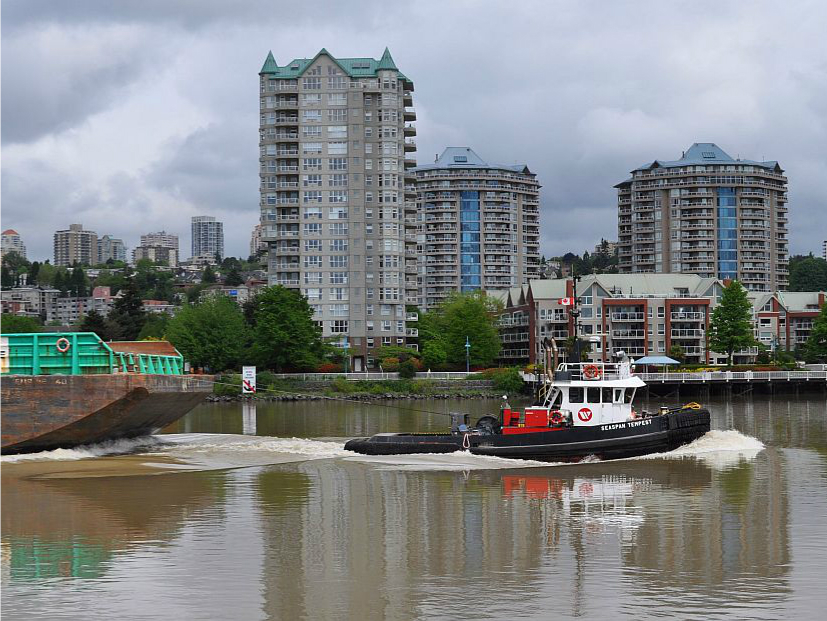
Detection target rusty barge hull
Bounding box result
[1,374,212,454]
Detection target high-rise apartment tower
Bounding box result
[616,143,789,291]
[259,48,417,371]
[1,230,27,260]
[141,231,179,252]
[412,147,540,308]
[191,216,224,260]
[54,224,98,267]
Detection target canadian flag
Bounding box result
[559,297,574,306]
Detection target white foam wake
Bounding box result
[153,434,350,459]
[1,436,164,463]
[632,429,764,468]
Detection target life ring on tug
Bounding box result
[56,337,71,353]
[583,364,601,380]
[550,410,565,426]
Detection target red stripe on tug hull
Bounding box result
[502,426,565,435]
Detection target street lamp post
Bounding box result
[465,336,470,373]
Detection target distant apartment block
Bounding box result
[141,231,179,251]
[191,216,224,259]
[97,235,127,264]
[54,224,98,267]
[259,48,418,370]
[495,274,824,366]
[133,245,179,267]
[412,147,540,308]
[616,143,789,292]
[250,223,266,257]
[1,229,27,260]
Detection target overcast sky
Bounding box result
[3,0,826,262]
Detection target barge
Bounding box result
[1,332,211,454]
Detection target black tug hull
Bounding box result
[344,408,710,462]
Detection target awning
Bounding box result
[632,356,680,365]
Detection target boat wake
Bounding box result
[0,436,165,463]
[154,434,350,459]
[631,429,764,468]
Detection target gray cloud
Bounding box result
[2,0,825,262]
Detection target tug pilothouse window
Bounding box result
[569,387,584,403]
[614,389,624,404]
[587,388,600,403]
[624,388,636,404]
[549,389,562,408]
[602,388,612,403]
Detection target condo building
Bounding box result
[97,235,127,264]
[616,143,789,292]
[141,231,179,252]
[412,147,541,308]
[259,48,417,371]
[54,224,98,267]
[191,216,224,260]
[1,229,27,260]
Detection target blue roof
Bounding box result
[412,147,532,174]
[632,355,680,365]
[632,143,782,173]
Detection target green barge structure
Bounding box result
[1,332,211,454]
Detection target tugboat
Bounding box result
[344,338,711,462]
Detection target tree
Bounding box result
[70,266,88,297]
[668,344,685,364]
[36,261,56,287]
[422,340,448,369]
[138,313,171,340]
[80,310,110,339]
[167,297,247,371]
[419,292,501,368]
[1,265,14,289]
[247,286,324,372]
[707,281,757,366]
[804,304,827,363]
[53,270,68,297]
[224,267,244,286]
[107,277,146,340]
[202,265,217,284]
[789,255,827,292]
[1,314,42,333]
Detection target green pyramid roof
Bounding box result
[377,47,397,70]
[260,51,278,74]
[259,48,410,82]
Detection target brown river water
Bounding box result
[2,394,826,620]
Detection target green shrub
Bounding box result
[398,359,417,379]
[331,376,356,394]
[214,373,242,396]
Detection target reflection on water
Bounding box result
[2,395,826,620]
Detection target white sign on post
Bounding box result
[242,366,257,394]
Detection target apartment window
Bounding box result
[327,93,347,106]
[302,126,322,137]
[304,288,322,300]
[328,109,347,122]
[329,304,349,317]
[365,192,374,203]
[303,142,323,154]
[657,307,665,318]
[303,191,322,203]
[304,272,323,284]
[304,255,322,268]
[303,223,322,235]
[327,125,348,138]
[364,95,372,106]
[657,324,665,335]
[330,272,348,284]
[330,320,349,333]
[381,320,392,332]
[330,287,349,301]
[329,190,348,203]
[305,239,321,251]
[329,207,348,219]
[327,76,347,89]
[330,222,348,235]
[329,158,348,171]
[328,141,348,155]
[303,206,322,219]
[303,174,322,187]
[329,255,348,268]
[301,94,321,106]
[302,77,321,89]
[302,109,322,122]
[365,143,373,154]
[303,158,322,171]
[330,239,348,251]
[364,127,373,138]
[329,173,348,187]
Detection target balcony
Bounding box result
[610,312,645,321]
[671,329,705,338]
[671,312,704,321]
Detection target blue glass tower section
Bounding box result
[460,191,481,291]
[716,187,737,280]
